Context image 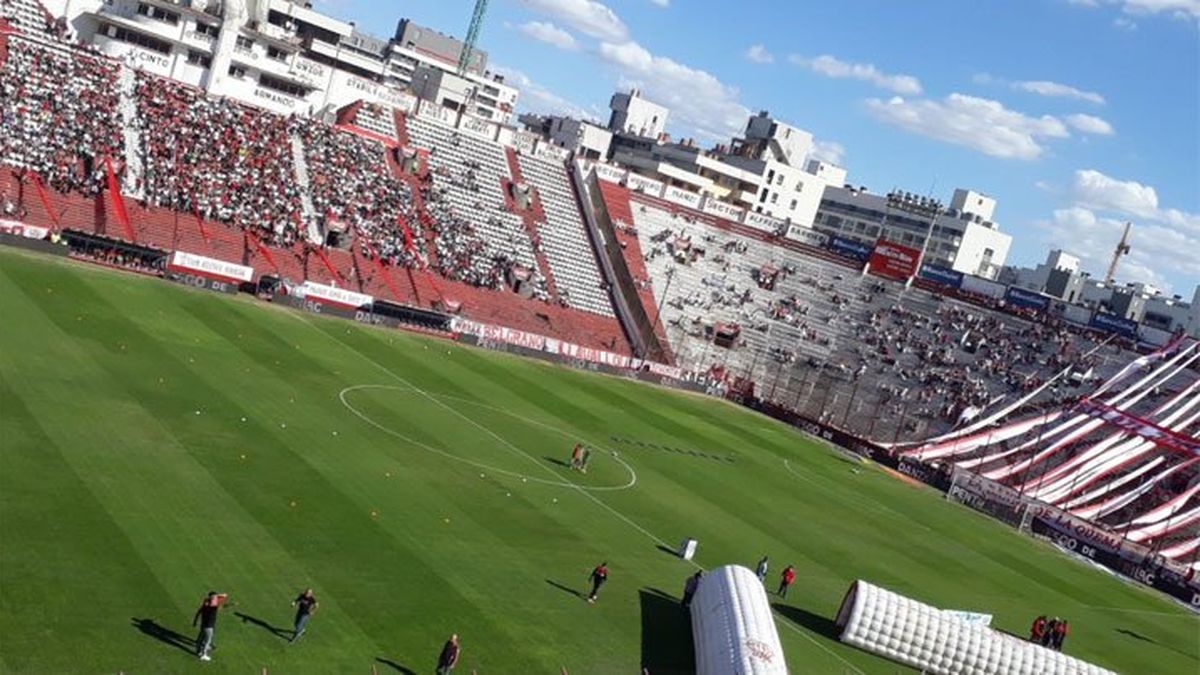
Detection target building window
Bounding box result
[766,169,775,183]
[106,25,171,54]
[770,193,778,205]
[186,50,211,67]
[790,199,798,210]
[137,3,179,25]
[258,74,308,98]
[195,22,219,38]
[266,45,287,61]
[795,182,804,192]
[236,36,254,50]
[228,65,247,78]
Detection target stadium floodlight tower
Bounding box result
[458,0,489,76]
[884,190,944,288]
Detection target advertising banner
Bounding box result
[298,281,374,310]
[919,263,964,288]
[1004,286,1050,312]
[0,219,50,240]
[868,239,922,280]
[1090,312,1140,340]
[168,251,253,284]
[828,235,872,261]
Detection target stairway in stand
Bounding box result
[115,63,144,201]
[289,134,322,243]
[504,147,560,303]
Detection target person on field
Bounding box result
[290,588,318,643]
[682,571,703,609]
[192,591,228,661]
[755,555,769,583]
[436,633,460,674]
[587,562,609,603]
[1041,617,1058,647]
[570,443,584,470]
[1050,618,1068,651]
[579,446,593,473]
[777,565,796,598]
[1029,615,1047,643]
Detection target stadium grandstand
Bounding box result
[0,0,1196,671]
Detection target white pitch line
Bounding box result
[309,318,866,674]
[339,384,637,492]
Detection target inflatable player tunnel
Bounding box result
[690,565,788,675]
[835,580,1115,675]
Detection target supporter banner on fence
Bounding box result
[828,235,872,261]
[947,468,1026,525]
[1004,286,1050,312]
[0,219,49,240]
[555,341,632,369]
[1029,506,1130,558]
[1090,311,1140,340]
[168,251,253,284]
[919,263,964,288]
[868,239,922,280]
[298,281,374,310]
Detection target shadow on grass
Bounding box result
[772,603,841,642]
[655,544,681,558]
[131,617,194,655]
[234,611,292,641]
[543,456,571,469]
[545,578,583,599]
[640,588,694,675]
[1115,627,1194,659]
[375,657,417,674]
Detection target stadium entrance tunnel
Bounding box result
[339,384,637,491]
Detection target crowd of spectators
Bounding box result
[133,72,302,246]
[292,118,425,269]
[0,38,121,195]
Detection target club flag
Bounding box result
[30,172,59,228]
[103,156,135,242]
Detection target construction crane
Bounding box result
[457,0,489,76]
[1104,221,1132,285]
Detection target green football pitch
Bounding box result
[0,247,1196,674]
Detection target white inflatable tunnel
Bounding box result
[689,564,788,675]
[835,580,1115,675]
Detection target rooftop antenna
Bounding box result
[458,0,489,76]
[1104,221,1132,285]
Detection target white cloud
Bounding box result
[1066,113,1115,135]
[1038,206,1200,292]
[810,139,846,166]
[1113,15,1139,28]
[745,44,774,64]
[648,0,669,6]
[1093,0,1200,17]
[1013,80,1106,105]
[492,65,594,120]
[790,54,922,95]
[865,93,1069,160]
[519,0,628,41]
[1070,169,1200,232]
[515,20,578,50]
[598,40,749,141]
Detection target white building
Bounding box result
[608,89,669,139]
[815,186,1012,279]
[609,110,846,229]
[48,0,517,122]
[518,114,612,160]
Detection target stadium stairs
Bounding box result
[504,147,561,303]
[392,110,412,148]
[595,180,674,362]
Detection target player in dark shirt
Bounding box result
[192,591,227,661]
[436,633,460,674]
[290,588,318,643]
[587,562,609,603]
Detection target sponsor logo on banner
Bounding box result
[169,251,253,283]
[942,610,993,626]
[1004,286,1050,311]
[1090,311,1139,340]
[299,281,374,309]
[0,219,50,240]
[828,235,872,261]
[919,263,963,288]
[868,239,921,280]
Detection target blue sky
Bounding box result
[320,0,1199,294]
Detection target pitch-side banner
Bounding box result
[1090,312,1140,340]
[169,251,253,283]
[0,219,50,240]
[868,239,922,280]
[918,263,963,288]
[1004,286,1050,312]
[298,281,374,309]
